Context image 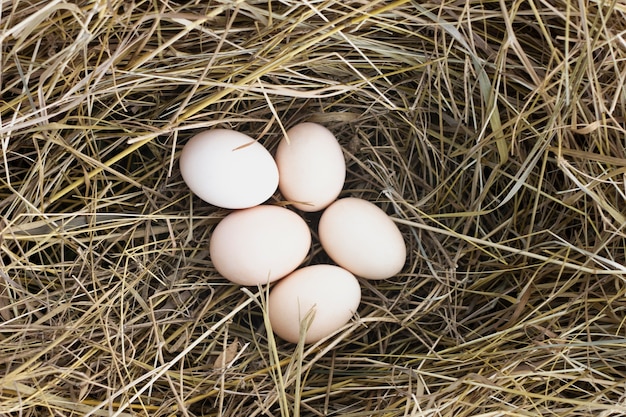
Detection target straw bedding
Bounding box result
[2,1,626,416]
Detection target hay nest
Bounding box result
[2,1,626,416]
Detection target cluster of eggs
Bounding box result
[180,122,406,343]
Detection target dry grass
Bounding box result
[2,0,626,416]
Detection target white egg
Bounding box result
[180,129,278,209]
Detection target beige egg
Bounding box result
[268,265,361,343]
[275,122,346,212]
[180,129,278,209]
[209,205,311,286]
[319,197,406,280]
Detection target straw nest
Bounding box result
[2,1,626,416]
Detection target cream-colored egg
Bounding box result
[180,129,278,209]
[319,197,406,280]
[209,205,311,286]
[268,265,361,343]
[275,122,346,212]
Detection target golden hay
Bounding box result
[2,0,626,416]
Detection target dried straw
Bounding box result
[2,0,626,416]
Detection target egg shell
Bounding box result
[318,197,406,280]
[209,205,311,286]
[180,129,278,209]
[275,122,346,212]
[268,265,361,343]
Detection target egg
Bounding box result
[180,129,278,209]
[274,122,346,212]
[318,197,406,280]
[209,205,311,286]
[268,265,361,343]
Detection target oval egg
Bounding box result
[180,129,278,209]
[275,122,346,212]
[319,197,406,280]
[268,265,361,343]
[209,205,311,286]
